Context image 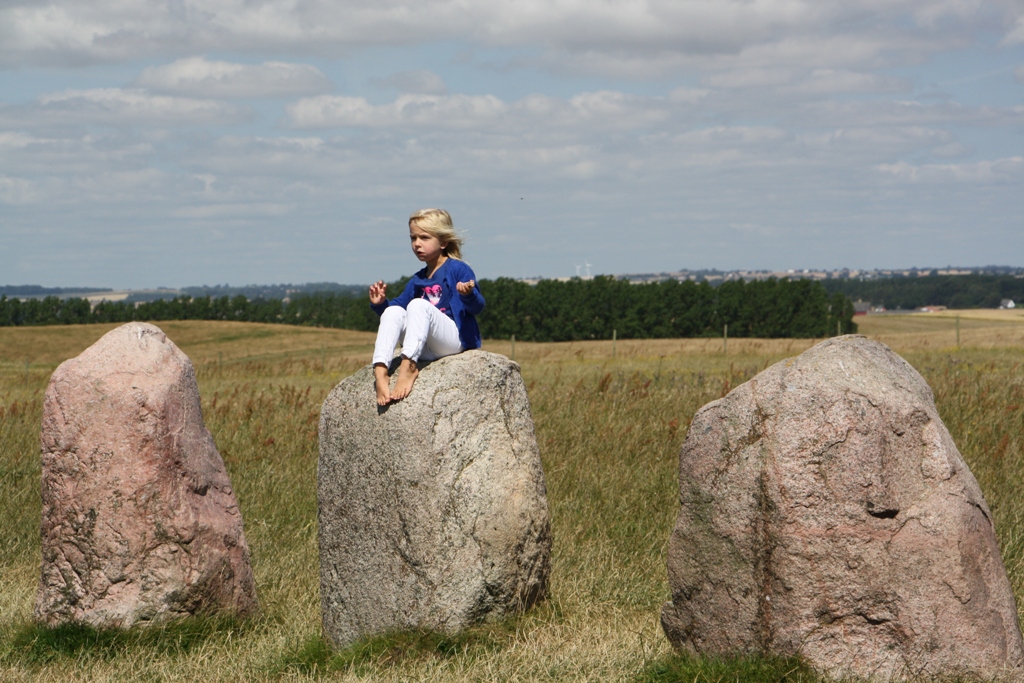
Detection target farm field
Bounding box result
[1,312,1023,682]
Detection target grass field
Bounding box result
[1,312,1023,682]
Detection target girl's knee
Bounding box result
[380,306,406,323]
[406,298,432,315]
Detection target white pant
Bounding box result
[372,298,463,366]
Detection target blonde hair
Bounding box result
[409,208,463,260]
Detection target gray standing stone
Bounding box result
[662,335,1023,681]
[318,350,551,648]
[36,322,258,628]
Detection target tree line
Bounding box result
[0,276,855,340]
[821,274,1024,310]
[476,277,854,341]
[0,294,380,330]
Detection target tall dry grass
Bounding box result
[0,316,1022,682]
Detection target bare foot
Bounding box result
[374,364,391,406]
[390,357,419,402]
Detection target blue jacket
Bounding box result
[370,259,485,351]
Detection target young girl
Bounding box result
[369,208,485,405]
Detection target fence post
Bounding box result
[612,329,617,358]
[837,319,841,337]
[723,324,728,355]
[510,334,515,361]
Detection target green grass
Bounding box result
[637,652,822,683]
[271,624,511,677]
[1,322,1023,681]
[4,617,254,665]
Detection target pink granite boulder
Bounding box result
[662,335,1023,680]
[35,322,258,628]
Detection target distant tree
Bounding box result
[822,274,1024,309]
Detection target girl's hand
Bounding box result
[456,280,476,295]
[369,280,387,305]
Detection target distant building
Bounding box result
[918,306,947,313]
[853,300,872,316]
[1000,299,1016,309]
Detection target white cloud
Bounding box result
[930,142,973,158]
[3,0,1023,288]
[791,100,1024,128]
[5,87,1018,207]
[877,157,1024,183]
[69,168,170,202]
[0,175,38,204]
[786,69,910,95]
[699,64,909,95]
[371,70,447,95]
[675,125,789,146]
[811,126,952,149]
[0,88,250,127]
[1,0,1021,79]
[703,68,799,89]
[286,91,671,130]
[0,131,156,175]
[172,202,292,218]
[668,87,709,104]
[134,57,332,98]
[2,102,1020,286]
[286,93,506,129]
[1002,13,1024,44]
[0,131,36,149]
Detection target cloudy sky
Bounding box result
[1,0,1023,288]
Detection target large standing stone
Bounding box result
[318,350,551,648]
[662,335,1023,680]
[36,322,258,628]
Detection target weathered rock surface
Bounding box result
[662,335,1023,681]
[36,322,258,628]
[318,350,551,648]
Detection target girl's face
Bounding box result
[409,221,448,265]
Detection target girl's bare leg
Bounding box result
[390,356,419,401]
[374,363,391,406]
